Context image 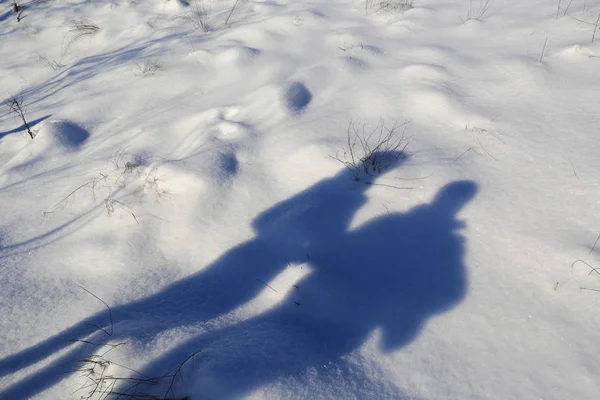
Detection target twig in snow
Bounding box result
[224,0,240,26]
[592,12,600,43]
[466,0,494,21]
[568,158,578,179]
[393,172,434,181]
[453,148,474,164]
[571,259,600,276]
[476,135,497,160]
[363,181,413,190]
[163,349,202,400]
[77,285,114,337]
[489,113,502,123]
[562,0,574,16]
[66,339,126,357]
[257,279,278,293]
[589,233,600,255]
[580,287,600,293]
[539,36,548,64]
[105,197,139,224]
[467,126,503,160]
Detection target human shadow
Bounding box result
[0,151,418,398]
[126,179,478,399]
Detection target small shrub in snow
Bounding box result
[134,59,162,77]
[331,119,410,181]
[189,0,211,32]
[5,94,34,139]
[45,150,166,221]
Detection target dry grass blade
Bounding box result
[69,19,100,41]
[77,285,114,337]
[189,0,211,32]
[466,0,494,21]
[571,259,600,276]
[593,12,600,43]
[66,289,198,399]
[225,0,241,26]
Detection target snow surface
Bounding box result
[1,0,600,399]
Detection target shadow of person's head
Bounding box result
[345,180,479,352]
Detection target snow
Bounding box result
[1,0,599,399]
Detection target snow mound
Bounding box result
[214,45,261,65]
[159,0,189,12]
[0,119,90,176]
[36,120,90,151]
[557,44,595,58]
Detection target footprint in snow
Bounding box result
[285,81,312,114]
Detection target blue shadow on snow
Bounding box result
[0,151,477,399]
[0,115,51,139]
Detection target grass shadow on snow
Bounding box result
[0,115,51,139]
[0,31,198,111]
[0,203,107,260]
[0,10,14,24]
[0,152,478,399]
